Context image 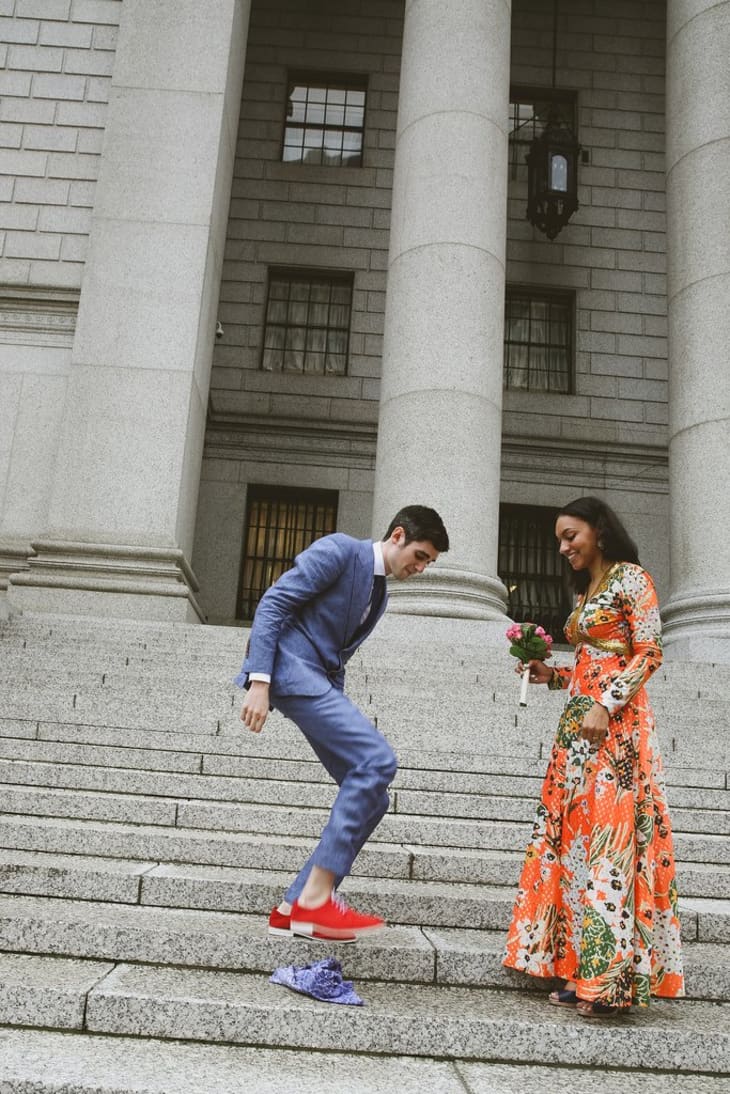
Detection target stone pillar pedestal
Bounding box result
[373,0,512,621]
[662,0,730,660]
[8,0,250,623]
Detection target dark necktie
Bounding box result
[349,575,386,645]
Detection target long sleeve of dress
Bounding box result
[548,666,571,690]
[598,566,663,715]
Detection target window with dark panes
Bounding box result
[504,287,573,393]
[283,73,367,167]
[262,270,352,376]
[499,504,572,639]
[238,486,338,621]
[508,89,577,180]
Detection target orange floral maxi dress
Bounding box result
[503,562,685,1007]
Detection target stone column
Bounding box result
[372,0,511,620]
[662,0,730,660]
[8,0,249,622]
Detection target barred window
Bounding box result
[504,287,573,394]
[499,504,571,639]
[509,89,577,179]
[238,486,338,621]
[283,73,367,167]
[262,270,352,376]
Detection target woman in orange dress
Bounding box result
[503,496,684,1017]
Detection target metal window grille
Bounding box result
[262,269,352,376]
[499,504,572,639]
[509,89,576,179]
[238,486,339,621]
[283,73,367,167]
[504,287,573,394]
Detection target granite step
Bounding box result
[0,813,412,880]
[0,952,114,1031]
[3,716,727,791]
[4,661,726,722]
[2,789,729,872]
[3,674,721,730]
[1,776,727,899]
[64,960,730,1071]
[6,613,730,677]
[0,893,727,1000]
[0,762,727,844]
[0,896,435,985]
[4,651,726,709]
[2,724,727,811]
[0,1028,479,1094]
[2,949,727,1072]
[139,864,730,942]
[3,1029,730,1094]
[0,704,717,783]
[1,850,727,941]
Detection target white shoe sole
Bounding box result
[290,921,380,941]
[269,923,358,943]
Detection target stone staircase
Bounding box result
[0,612,729,1093]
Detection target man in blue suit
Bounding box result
[237,505,449,941]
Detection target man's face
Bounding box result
[383,527,440,580]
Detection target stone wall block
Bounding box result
[389,112,507,261]
[93,87,226,226]
[46,365,194,545]
[71,219,211,374]
[666,142,730,297]
[396,0,510,130]
[666,0,730,168]
[111,0,240,94]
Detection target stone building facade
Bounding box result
[0,0,728,659]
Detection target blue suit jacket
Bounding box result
[235,534,387,697]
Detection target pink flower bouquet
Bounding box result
[506,622,553,707]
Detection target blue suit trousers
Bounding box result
[271,685,398,904]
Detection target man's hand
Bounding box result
[241,680,270,734]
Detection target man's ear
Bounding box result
[390,525,405,545]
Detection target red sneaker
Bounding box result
[267,907,292,937]
[289,894,385,940]
[268,905,357,943]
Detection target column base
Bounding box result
[0,539,31,592]
[386,566,509,621]
[662,590,730,663]
[7,540,205,623]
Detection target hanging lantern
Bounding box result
[526,107,581,240]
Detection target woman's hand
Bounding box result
[516,659,553,685]
[579,700,610,745]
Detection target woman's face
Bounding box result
[555,514,603,572]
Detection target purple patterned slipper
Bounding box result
[269,956,364,1005]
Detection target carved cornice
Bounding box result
[203,411,667,487]
[204,413,377,469]
[0,288,79,348]
[501,434,668,493]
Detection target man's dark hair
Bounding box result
[558,495,639,592]
[384,506,449,552]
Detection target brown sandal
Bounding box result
[576,999,625,1018]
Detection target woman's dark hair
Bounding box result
[557,495,639,592]
[384,505,450,552]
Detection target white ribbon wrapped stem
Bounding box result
[519,664,530,706]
